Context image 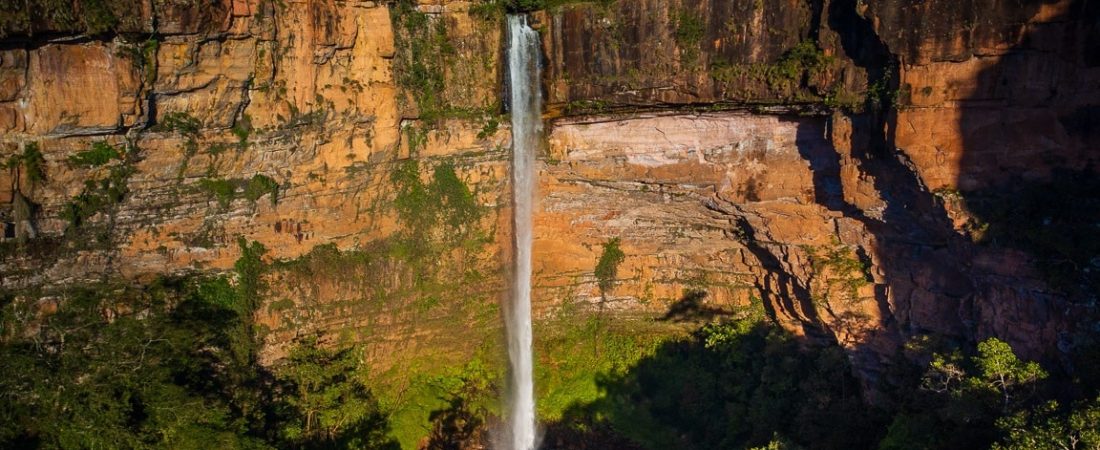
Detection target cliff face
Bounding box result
[0,0,1097,390]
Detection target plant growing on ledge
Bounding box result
[390,0,454,123]
[154,111,202,135]
[4,142,46,184]
[199,174,281,208]
[69,141,121,168]
[594,237,626,297]
[673,9,705,66]
[231,113,253,151]
[61,164,134,232]
[804,238,871,306]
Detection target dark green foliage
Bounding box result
[233,113,253,150]
[673,10,704,65]
[61,164,133,230]
[200,177,237,208]
[200,174,281,208]
[994,398,1100,450]
[274,337,398,449]
[508,0,544,10]
[774,40,831,82]
[0,0,146,38]
[874,337,1061,449]
[469,0,504,21]
[234,237,266,302]
[244,174,279,205]
[0,275,266,448]
[6,142,46,184]
[155,111,202,135]
[81,0,118,34]
[710,40,832,98]
[476,116,499,140]
[0,240,396,449]
[69,140,121,167]
[501,0,611,12]
[550,310,885,449]
[390,1,453,122]
[391,160,481,250]
[594,237,625,295]
[21,142,45,183]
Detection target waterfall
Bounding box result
[506,13,541,450]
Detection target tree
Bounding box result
[275,337,397,449]
[995,398,1100,450]
[973,338,1048,412]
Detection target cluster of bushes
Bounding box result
[198,174,281,208]
[541,302,1100,450]
[0,0,144,38]
[0,240,399,449]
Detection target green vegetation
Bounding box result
[711,40,833,99]
[804,238,871,305]
[476,115,499,140]
[60,164,133,230]
[390,0,454,123]
[995,397,1100,450]
[549,301,882,448]
[141,37,158,82]
[594,237,625,296]
[381,356,501,449]
[538,299,1100,450]
[565,98,610,115]
[673,9,705,65]
[4,142,46,184]
[535,313,676,421]
[232,113,252,151]
[199,174,281,208]
[0,0,148,38]
[773,40,831,85]
[469,0,505,21]
[244,174,279,203]
[498,0,615,12]
[2,226,1097,450]
[865,61,899,110]
[155,111,202,135]
[199,177,237,207]
[0,240,400,449]
[390,2,501,123]
[390,160,481,252]
[68,140,121,167]
[274,337,395,448]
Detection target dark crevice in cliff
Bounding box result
[703,198,837,344]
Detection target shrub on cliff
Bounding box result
[594,237,625,296]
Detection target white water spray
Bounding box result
[506,14,541,450]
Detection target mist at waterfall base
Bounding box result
[504,14,541,450]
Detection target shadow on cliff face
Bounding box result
[747,0,1100,411]
[954,0,1100,296]
[948,0,1100,389]
[801,0,1099,368]
[532,2,1100,449]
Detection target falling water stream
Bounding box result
[506,14,541,450]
